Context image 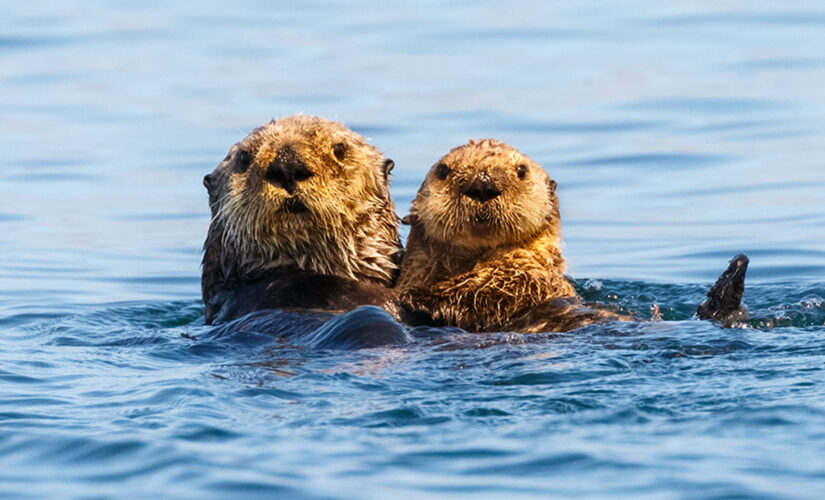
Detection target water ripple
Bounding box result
[562,152,731,169]
[2,1,825,498]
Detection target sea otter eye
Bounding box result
[333,143,346,161]
[516,164,527,179]
[435,163,451,180]
[235,150,252,173]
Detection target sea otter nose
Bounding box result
[265,145,314,194]
[461,177,501,203]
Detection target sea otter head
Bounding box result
[202,115,400,286]
[405,138,561,250]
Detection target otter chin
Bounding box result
[281,196,309,214]
[398,138,749,333]
[201,115,402,325]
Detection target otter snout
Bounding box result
[461,175,501,203]
[265,145,314,194]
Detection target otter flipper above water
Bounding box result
[696,253,749,324]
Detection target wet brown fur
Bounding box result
[202,115,402,324]
[398,139,622,332]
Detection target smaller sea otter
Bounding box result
[398,139,745,332]
[202,115,402,325]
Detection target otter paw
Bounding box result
[399,289,443,326]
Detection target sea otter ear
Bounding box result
[375,158,394,198]
[382,159,395,181]
[546,177,557,194]
[401,214,418,225]
[204,146,235,193]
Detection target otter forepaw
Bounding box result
[399,289,440,326]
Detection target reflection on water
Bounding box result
[1,1,825,498]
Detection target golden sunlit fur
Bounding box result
[201,116,402,323]
[214,115,400,283]
[398,138,584,332]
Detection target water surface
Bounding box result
[1,1,824,498]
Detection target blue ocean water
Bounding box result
[1,1,825,498]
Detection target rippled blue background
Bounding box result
[1,2,824,498]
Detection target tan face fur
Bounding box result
[408,138,562,251]
[205,115,400,284]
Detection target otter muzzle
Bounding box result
[461,175,501,203]
[265,145,314,194]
